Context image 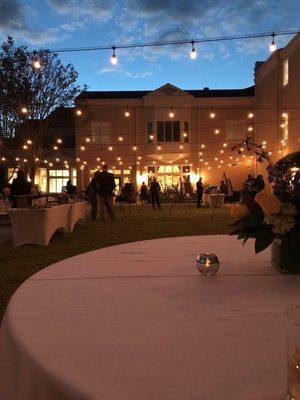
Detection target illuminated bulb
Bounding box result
[64,160,67,164]
[83,161,87,165]
[183,132,188,137]
[157,146,161,150]
[33,60,41,69]
[57,139,62,144]
[200,158,203,162]
[110,46,118,65]
[23,145,28,150]
[35,158,39,162]
[220,150,224,154]
[269,33,276,52]
[205,162,208,165]
[218,165,221,168]
[208,166,211,170]
[214,129,220,134]
[180,145,183,149]
[76,158,80,162]
[97,157,100,161]
[209,111,216,119]
[49,162,53,167]
[15,157,20,161]
[108,146,113,151]
[262,141,267,145]
[21,107,28,114]
[119,161,123,165]
[190,40,197,59]
[124,108,130,117]
[282,112,288,118]
[280,122,285,128]
[1,157,6,161]
[248,112,254,118]
[23,159,27,162]
[44,160,48,163]
[268,151,272,155]
[53,145,58,150]
[27,139,32,144]
[137,161,140,165]
[132,146,137,151]
[149,135,154,140]
[118,136,123,141]
[169,108,175,119]
[199,151,203,155]
[185,159,188,163]
[223,143,227,147]
[76,109,82,116]
[153,161,156,165]
[247,126,253,132]
[56,158,60,162]
[214,157,218,161]
[159,155,162,159]
[85,137,91,143]
[117,157,121,161]
[201,144,205,148]
[80,146,85,151]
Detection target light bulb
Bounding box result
[111,46,118,65]
[33,60,41,69]
[76,109,82,116]
[190,40,197,59]
[248,112,254,118]
[209,111,216,119]
[124,107,130,117]
[269,33,276,52]
[21,107,28,114]
[214,129,220,134]
[169,108,175,118]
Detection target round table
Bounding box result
[1,235,300,400]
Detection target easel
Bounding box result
[210,172,231,219]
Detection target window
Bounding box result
[49,169,70,193]
[71,168,77,186]
[91,122,111,143]
[157,121,180,142]
[147,122,154,143]
[225,120,246,141]
[148,166,155,174]
[283,59,289,86]
[183,121,189,142]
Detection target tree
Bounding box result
[0,37,84,183]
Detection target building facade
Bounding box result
[75,33,300,193]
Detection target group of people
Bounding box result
[85,164,116,221]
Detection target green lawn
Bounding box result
[0,204,234,320]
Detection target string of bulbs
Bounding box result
[35,29,299,66]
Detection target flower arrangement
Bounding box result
[230,140,300,272]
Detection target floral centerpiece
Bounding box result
[230,139,300,273]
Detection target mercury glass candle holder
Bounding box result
[287,306,300,400]
[196,253,220,276]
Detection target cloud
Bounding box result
[47,0,113,21]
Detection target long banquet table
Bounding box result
[7,201,87,246]
[1,235,300,400]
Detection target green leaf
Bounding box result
[255,229,275,253]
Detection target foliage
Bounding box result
[0,37,84,181]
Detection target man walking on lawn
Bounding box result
[97,164,116,221]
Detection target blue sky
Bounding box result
[1,0,299,91]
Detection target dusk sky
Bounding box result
[1,0,299,91]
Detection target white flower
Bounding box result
[264,213,296,235]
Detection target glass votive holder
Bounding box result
[196,253,220,276]
[287,306,300,400]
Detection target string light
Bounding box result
[76,109,82,116]
[21,107,28,114]
[132,146,137,150]
[33,60,41,69]
[124,107,130,117]
[169,107,175,118]
[269,33,276,52]
[57,138,62,144]
[214,129,220,134]
[108,146,113,151]
[53,145,58,150]
[248,111,254,118]
[190,40,197,59]
[118,136,123,142]
[110,45,118,65]
[85,137,91,143]
[209,110,216,119]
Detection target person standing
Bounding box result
[140,181,148,202]
[149,177,161,210]
[196,177,204,208]
[10,169,31,208]
[86,171,100,221]
[96,165,116,221]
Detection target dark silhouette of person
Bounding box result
[149,177,161,210]
[196,177,204,208]
[86,171,100,220]
[66,180,77,196]
[140,182,148,201]
[96,164,116,221]
[10,169,31,208]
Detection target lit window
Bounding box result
[283,59,289,86]
[282,113,289,140]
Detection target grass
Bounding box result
[0,204,234,321]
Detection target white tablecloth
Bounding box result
[1,235,300,400]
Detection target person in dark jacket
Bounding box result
[149,177,161,210]
[86,172,100,220]
[96,165,116,221]
[66,180,77,196]
[140,182,148,202]
[196,177,204,208]
[10,169,31,208]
